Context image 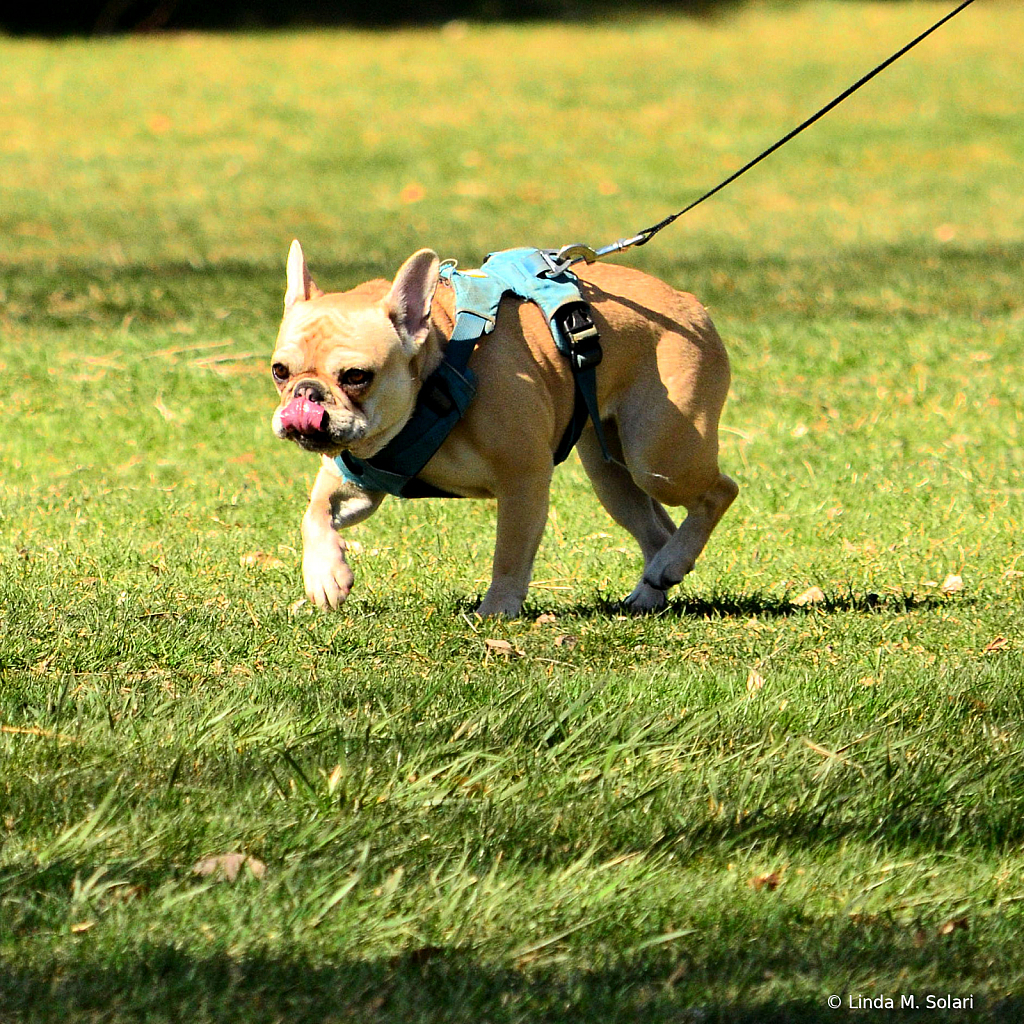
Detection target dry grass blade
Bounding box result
[1,723,78,743]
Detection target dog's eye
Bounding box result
[341,369,373,389]
[271,362,289,383]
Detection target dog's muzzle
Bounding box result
[280,395,330,435]
[276,395,368,455]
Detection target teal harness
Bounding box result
[335,247,608,498]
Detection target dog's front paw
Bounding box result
[623,581,668,615]
[303,544,354,610]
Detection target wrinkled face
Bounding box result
[270,299,418,457]
[270,242,440,458]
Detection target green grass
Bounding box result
[2,2,1023,1020]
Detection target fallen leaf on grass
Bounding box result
[533,613,558,627]
[70,920,96,934]
[984,636,1010,653]
[484,638,523,659]
[792,586,826,607]
[912,918,970,945]
[554,634,578,649]
[240,551,287,570]
[192,853,267,883]
[399,182,425,204]
[940,574,964,595]
[748,871,782,892]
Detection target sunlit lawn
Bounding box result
[1,2,1023,1020]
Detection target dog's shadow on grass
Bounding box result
[535,589,957,622]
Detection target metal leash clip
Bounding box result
[541,234,650,275]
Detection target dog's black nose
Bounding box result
[293,379,327,404]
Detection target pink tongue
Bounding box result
[280,396,329,434]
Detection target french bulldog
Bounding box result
[270,241,737,617]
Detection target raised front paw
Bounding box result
[303,545,354,610]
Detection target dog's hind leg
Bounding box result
[622,471,738,612]
[577,424,678,610]
[578,424,737,613]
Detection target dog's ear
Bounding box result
[385,249,440,352]
[284,239,323,309]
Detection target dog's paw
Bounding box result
[474,593,525,618]
[303,547,354,610]
[623,581,668,614]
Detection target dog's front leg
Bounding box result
[476,473,552,618]
[301,457,384,610]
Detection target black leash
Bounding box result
[551,0,980,270]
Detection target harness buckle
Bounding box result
[557,302,602,371]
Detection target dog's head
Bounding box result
[270,241,440,457]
